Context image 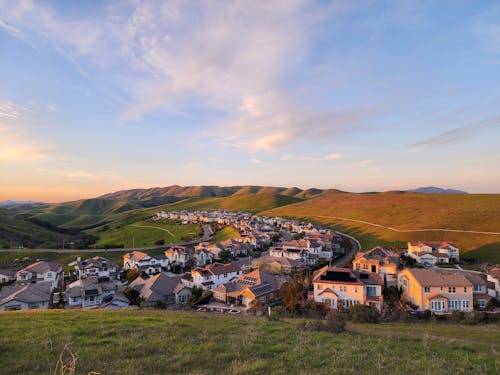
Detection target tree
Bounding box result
[219,249,232,262]
[126,268,139,283]
[124,287,143,306]
[155,239,165,246]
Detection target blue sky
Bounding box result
[0,0,499,202]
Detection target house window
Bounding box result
[366,286,377,297]
[464,287,467,293]
[448,287,456,293]
[473,284,481,292]
[424,287,430,293]
[317,284,322,290]
[47,272,52,278]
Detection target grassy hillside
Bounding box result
[93,219,201,248]
[211,226,240,243]
[265,192,500,258]
[99,185,332,201]
[0,310,497,374]
[156,193,303,213]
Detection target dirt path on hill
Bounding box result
[129,224,175,237]
[313,215,500,235]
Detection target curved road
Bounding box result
[313,215,500,235]
[0,225,214,253]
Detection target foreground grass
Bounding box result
[0,310,498,374]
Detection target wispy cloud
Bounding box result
[37,168,98,179]
[280,153,344,162]
[249,158,263,164]
[410,115,500,150]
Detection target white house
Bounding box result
[183,262,242,291]
[407,241,460,263]
[487,267,500,301]
[16,261,62,290]
[66,277,117,309]
[75,256,120,280]
[0,268,16,283]
[123,251,168,275]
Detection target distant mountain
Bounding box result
[408,187,468,194]
[0,200,43,206]
[99,185,342,201]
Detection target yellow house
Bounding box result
[398,268,473,313]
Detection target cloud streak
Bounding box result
[410,115,500,150]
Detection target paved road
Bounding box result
[0,224,214,253]
[331,230,361,267]
[313,215,500,235]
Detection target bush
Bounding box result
[154,300,167,309]
[296,312,346,334]
[348,304,380,323]
[155,239,165,246]
[450,310,465,322]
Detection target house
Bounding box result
[66,276,117,309]
[183,262,242,291]
[213,269,290,308]
[352,246,400,285]
[165,246,191,268]
[0,268,16,283]
[439,270,492,310]
[312,267,384,312]
[407,241,460,263]
[487,267,500,301]
[0,281,52,311]
[75,256,120,280]
[123,251,168,275]
[219,238,252,257]
[195,242,223,260]
[397,268,473,314]
[100,292,130,310]
[16,261,62,290]
[252,256,303,275]
[129,273,190,306]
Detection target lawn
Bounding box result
[0,310,498,374]
[93,220,201,248]
[211,226,240,243]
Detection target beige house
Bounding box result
[407,241,460,264]
[352,246,400,285]
[398,268,473,313]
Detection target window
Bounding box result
[366,286,377,297]
[464,287,467,293]
[424,287,430,293]
[317,284,322,290]
[473,284,482,292]
[448,287,456,293]
[47,272,52,278]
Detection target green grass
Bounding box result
[211,226,240,243]
[0,310,498,374]
[158,193,303,213]
[265,193,500,262]
[93,219,201,248]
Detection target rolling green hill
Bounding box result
[264,192,500,261]
[0,310,498,374]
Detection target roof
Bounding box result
[252,256,302,268]
[205,262,241,276]
[313,267,382,286]
[66,277,117,298]
[125,251,149,262]
[353,247,400,266]
[488,267,500,279]
[0,282,52,305]
[403,268,472,287]
[17,261,61,274]
[129,273,182,302]
[409,241,456,248]
[282,239,310,248]
[318,288,339,297]
[0,268,16,277]
[78,256,116,270]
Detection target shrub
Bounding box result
[155,239,165,246]
[348,304,380,323]
[450,310,465,322]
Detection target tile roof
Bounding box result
[0,281,52,305]
[404,268,472,287]
[18,261,61,274]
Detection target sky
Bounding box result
[0,0,499,202]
